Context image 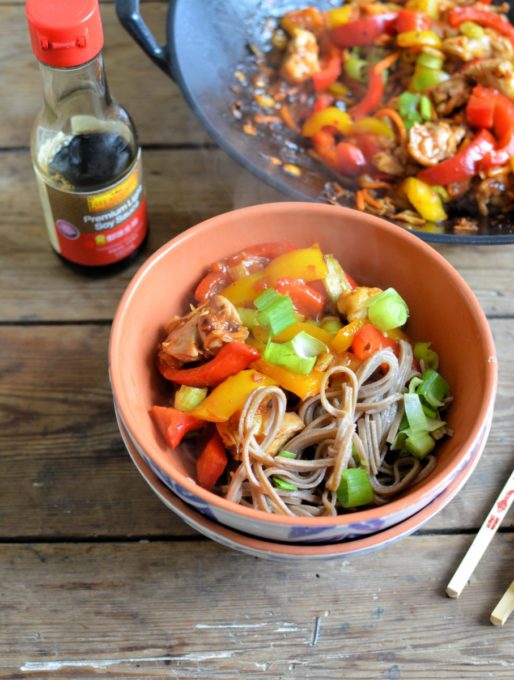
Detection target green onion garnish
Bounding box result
[417,52,444,71]
[337,468,374,508]
[344,51,367,82]
[278,450,296,459]
[264,339,316,375]
[420,94,432,120]
[414,342,439,370]
[320,315,343,334]
[404,393,428,433]
[417,369,450,408]
[323,254,352,303]
[404,431,435,459]
[367,287,409,332]
[174,385,208,412]
[290,331,328,358]
[254,289,296,336]
[273,477,298,491]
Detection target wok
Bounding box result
[116,0,514,244]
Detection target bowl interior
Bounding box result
[110,202,496,520]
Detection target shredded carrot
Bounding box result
[359,178,391,190]
[280,105,300,133]
[254,114,281,124]
[373,51,401,74]
[375,107,407,145]
[361,189,383,210]
[356,190,366,211]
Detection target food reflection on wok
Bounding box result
[232,1,514,234]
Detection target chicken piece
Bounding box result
[337,286,382,322]
[407,121,467,167]
[442,28,513,62]
[372,151,404,176]
[216,411,304,459]
[159,295,248,365]
[464,59,514,101]
[430,75,471,116]
[280,28,320,85]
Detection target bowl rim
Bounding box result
[109,201,498,528]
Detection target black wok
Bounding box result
[116,0,514,244]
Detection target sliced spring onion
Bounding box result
[414,342,439,370]
[344,51,367,82]
[237,307,260,327]
[460,21,484,39]
[278,450,296,459]
[337,467,374,508]
[420,94,432,120]
[405,431,435,459]
[263,339,316,375]
[404,393,428,433]
[290,331,329,358]
[254,289,296,336]
[367,287,409,332]
[174,385,208,412]
[417,368,450,408]
[320,316,343,334]
[417,51,444,71]
[273,476,298,491]
[323,254,352,303]
[399,91,421,130]
[421,402,438,419]
[408,376,423,393]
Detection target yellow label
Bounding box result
[87,169,139,212]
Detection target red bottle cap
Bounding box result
[25,0,104,68]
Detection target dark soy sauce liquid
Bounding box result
[47,131,146,274]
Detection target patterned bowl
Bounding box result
[110,202,497,543]
[116,404,492,560]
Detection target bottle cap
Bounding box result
[25,0,104,68]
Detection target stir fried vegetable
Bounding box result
[150,243,452,509]
[234,0,514,231]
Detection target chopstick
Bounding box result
[446,469,514,599]
[491,581,514,626]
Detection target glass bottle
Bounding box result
[26,0,148,272]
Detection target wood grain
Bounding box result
[1,149,513,322]
[0,322,512,539]
[0,3,208,148]
[1,536,513,677]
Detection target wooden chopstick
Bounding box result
[491,580,514,626]
[446,469,514,599]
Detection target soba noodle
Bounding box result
[225,339,436,516]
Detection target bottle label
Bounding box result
[35,150,147,267]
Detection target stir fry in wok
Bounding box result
[234,1,514,231]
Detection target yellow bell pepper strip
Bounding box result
[351,117,395,138]
[264,246,328,284]
[397,30,442,49]
[401,177,447,222]
[326,6,355,29]
[406,0,440,21]
[302,107,353,137]
[274,321,333,345]
[251,359,324,400]
[327,81,349,98]
[221,247,328,307]
[331,319,367,353]
[191,369,276,422]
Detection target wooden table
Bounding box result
[2,3,513,677]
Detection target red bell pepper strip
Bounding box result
[274,278,327,318]
[417,129,496,185]
[313,93,335,112]
[331,13,398,48]
[478,90,514,170]
[149,405,205,449]
[194,270,231,303]
[351,323,398,361]
[348,52,400,120]
[243,242,298,259]
[196,432,228,491]
[157,342,260,387]
[449,7,514,48]
[312,45,342,93]
[466,86,495,130]
[395,9,431,33]
[312,129,338,168]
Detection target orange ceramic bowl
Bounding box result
[109,203,497,543]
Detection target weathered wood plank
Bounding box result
[1,536,513,677]
[1,149,513,322]
[0,322,512,539]
[0,4,208,148]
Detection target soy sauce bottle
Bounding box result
[25,0,148,272]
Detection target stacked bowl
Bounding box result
[109,203,497,558]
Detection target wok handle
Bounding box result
[115,0,174,79]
